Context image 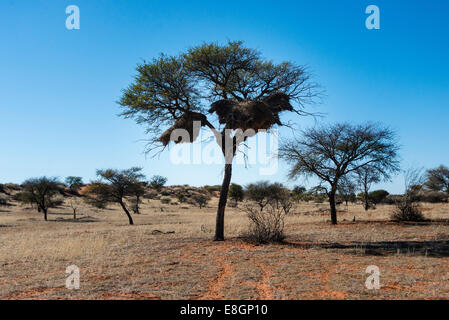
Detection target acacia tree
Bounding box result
[280,122,400,225]
[425,165,449,194]
[84,167,146,225]
[119,41,318,240]
[19,177,62,221]
[337,176,357,207]
[65,176,84,195]
[355,165,381,211]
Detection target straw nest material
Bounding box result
[159,112,207,146]
[208,92,293,133]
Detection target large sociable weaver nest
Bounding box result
[158,92,293,146]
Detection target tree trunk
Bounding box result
[214,163,232,241]
[120,201,134,225]
[73,208,76,220]
[135,196,140,214]
[329,191,337,225]
[43,208,48,221]
[364,192,369,211]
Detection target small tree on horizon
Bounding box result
[355,165,382,211]
[229,183,244,204]
[280,122,400,225]
[65,176,84,195]
[18,177,63,221]
[83,167,146,225]
[149,175,167,192]
[337,176,357,207]
[425,165,449,194]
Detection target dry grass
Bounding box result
[0,198,448,300]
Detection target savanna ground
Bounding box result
[1,198,449,300]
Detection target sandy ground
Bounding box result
[1,198,449,300]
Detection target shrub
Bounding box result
[160,196,171,204]
[391,200,425,222]
[160,190,171,196]
[229,183,244,202]
[416,190,447,203]
[176,193,186,203]
[0,193,9,207]
[369,190,389,205]
[242,202,287,243]
[203,185,221,194]
[190,194,210,209]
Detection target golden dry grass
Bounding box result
[0,198,449,300]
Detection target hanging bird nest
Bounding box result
[158,92,292,147]
[208,92,293,133]
[158,112,207,146]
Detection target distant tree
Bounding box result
[149,175,167,192]
[425,165,449,194]
[119,41,319,241]
[69,197,82,220]
[369,190,389,205]
[337,177,357,207]
[18,177,63,221]
[229,183,244,203]
[245,181,290,211]
[392,168,425,221]
[129,181,147,214]
[292,185,306,197]
[83,167,146,225]
[354,165,382,211]
[280,123,400,225]
[65,176,84,194]
[191,194,210,209]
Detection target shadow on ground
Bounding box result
[285,239,449,257]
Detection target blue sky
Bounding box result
[1,0,448,193]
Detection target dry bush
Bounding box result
[0,193,10,207]
[391,167,427,222]
[391,199,425,222]
[160,196,171,204]
[241,201,290,244]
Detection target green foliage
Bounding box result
[149,175,167,192]
[18,177,63,219]
[0,193,9,207]
[160,196,171,204]
[229,183,244,202]
[203,185,221,194]
[83,167,146,224]
[292,185,306,197]
[368,190,389,204]
[65,176,83,193]
[190,194,211,209]
[425,165,449,194]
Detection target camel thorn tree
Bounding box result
[280,122,400,225]
[119,41,320,240]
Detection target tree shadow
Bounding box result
[283,239,449,258]
[52,216,100,223]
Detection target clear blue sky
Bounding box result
[1,0,448,193]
